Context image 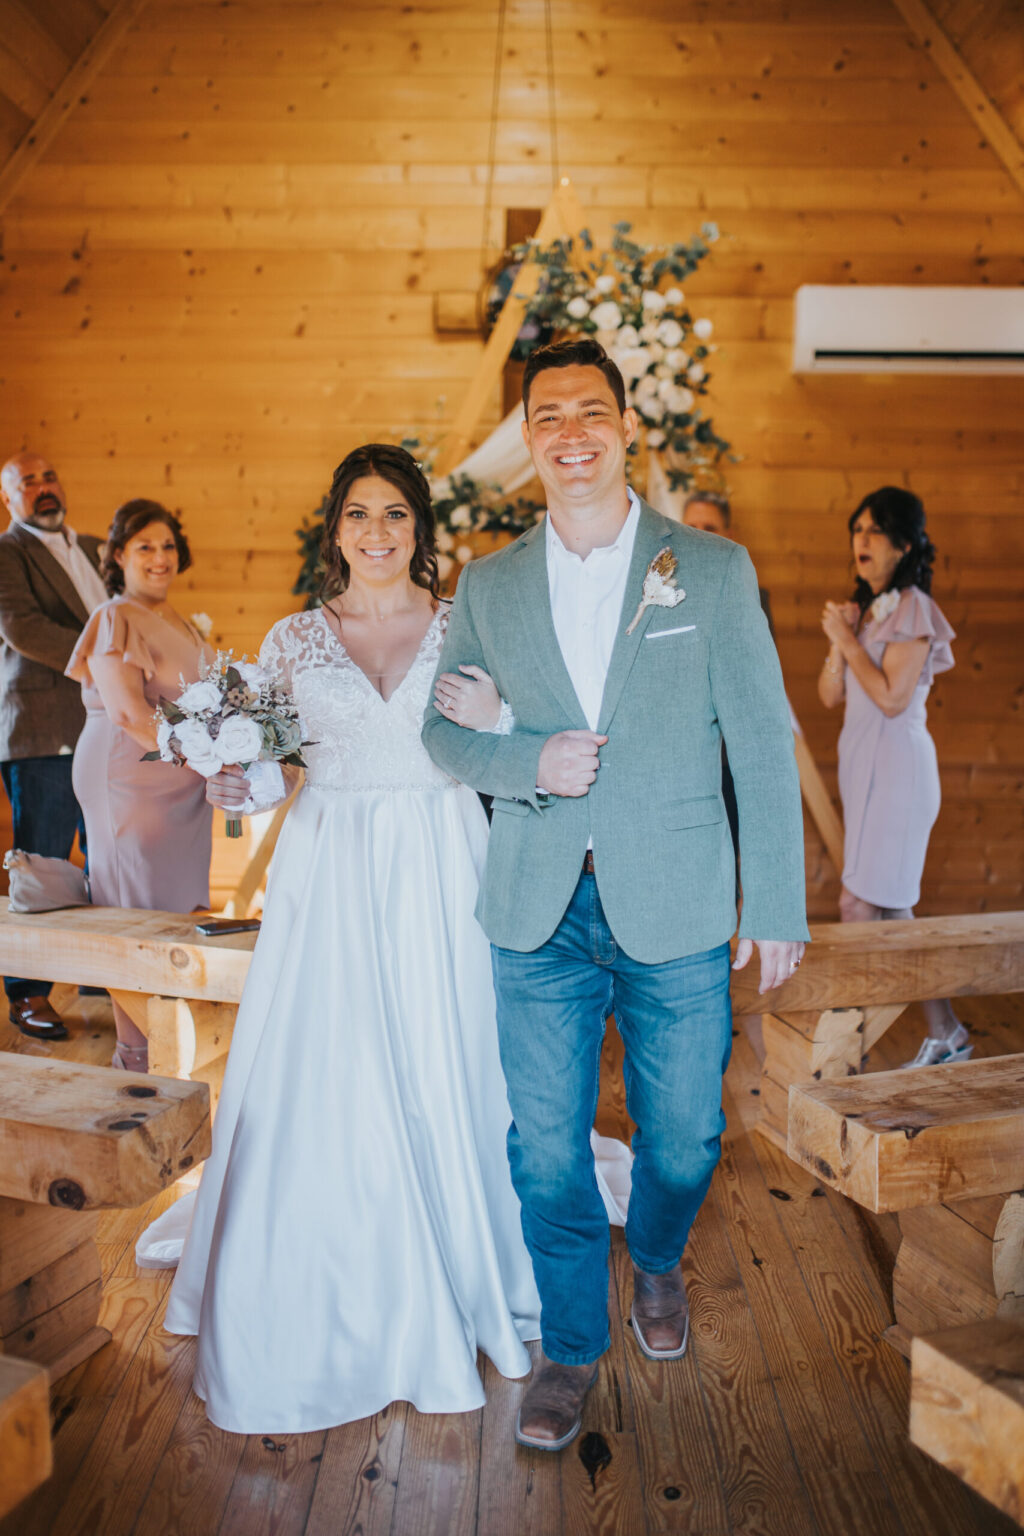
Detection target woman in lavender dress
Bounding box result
[817,487,963,1068]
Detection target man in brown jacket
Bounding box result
[0,452,106,1039]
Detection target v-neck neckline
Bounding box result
[120,595,200,645]
[317,605,442,704]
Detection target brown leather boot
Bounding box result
[514,1353,598,1452]
[630,1261,689,1360]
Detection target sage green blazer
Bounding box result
[422,499,809,962]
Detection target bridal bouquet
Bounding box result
[145,652,307,836]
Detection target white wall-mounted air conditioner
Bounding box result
[792,285,1024,374]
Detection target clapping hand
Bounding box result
[434,665,502,730]
[821,600,858,647]
[206,763,249,810]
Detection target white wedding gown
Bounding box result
[149,607,629,1435]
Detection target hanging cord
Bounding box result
[480,0,508,272]
[544,0,560,190]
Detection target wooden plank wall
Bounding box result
[0,0,1022,920]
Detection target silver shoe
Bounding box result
[899,1035,973,1069]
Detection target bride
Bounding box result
[155,444,543,1433]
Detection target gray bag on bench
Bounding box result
[3,849,91,913]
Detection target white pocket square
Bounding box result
[646,624,696,639]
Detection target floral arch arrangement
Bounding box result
[295,222,731,599]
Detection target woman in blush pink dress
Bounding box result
[66,499,213,1071]
[818,486,962,1069]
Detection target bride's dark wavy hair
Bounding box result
[848,486,936,614]
[319,443,440,604]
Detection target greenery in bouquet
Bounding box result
[145,653,308,776]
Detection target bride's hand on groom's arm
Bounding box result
[434,665,501,730]
[537,730,607,798]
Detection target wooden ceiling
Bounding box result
[933,0,1024,140]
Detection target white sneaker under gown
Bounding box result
[156,607,546,1433]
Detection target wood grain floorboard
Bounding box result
[611,1235,731,1536]
[218,1428,328,1536]
[681,1190,816,1536]
[386,1403,482,1536]
[132,1388,248,1536]
[477,1349,563,1536]
[559,1426,647,1536]
[304,1403,408,1536]
[741,1098,1008,1536]
[712,1104,904,1535]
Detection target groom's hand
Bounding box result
[537,730,607,797]
[733,938,806,993]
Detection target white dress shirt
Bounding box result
[19,522,108,614]
[545,487,641,731]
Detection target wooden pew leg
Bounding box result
[145,997,237,1080]
[756,1002,910,1148]
[888,1191,1024,1357]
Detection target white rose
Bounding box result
[215,714,263,765]
[641,396,665,422]
[641,289,666,313]
[655,363,673,379]
[187,747,223,780]
[449,506,473,529]
[436,528,455,553]
[664,287,683,305]
[430,476,452,503]
[233,660,266,687]
[646,428,666,448]
[190,611,213,640]
[612,347,649,383]
[566,296,590,320]
[455,544,474,565]
[633,374,659,400]
[177,679,222,714]
[595,273,616,294]
[657,376,677,402]
[175,717,216,759]
[646,341,665,363]
[156,719,175,763]
[693,317,714,340]
[590,300,623,331]
[664,347,688,371]
[639,322,659,343]
[687,363,706,384]
[616,324,640,348]
[666,385,696,414]
[656,318,684,348]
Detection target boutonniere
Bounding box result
[190,611,214,640]
[625,547,686,635]
[868,589,899,626]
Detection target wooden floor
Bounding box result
[2,987,1021,1536]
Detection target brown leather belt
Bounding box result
[582,850,595,875]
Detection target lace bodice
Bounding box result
[259,607,459,794]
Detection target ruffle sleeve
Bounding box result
[869,585,955,683]
[65,600,157,684]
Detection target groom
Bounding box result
[423,338,807,1451]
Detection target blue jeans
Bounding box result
[1,755,86,1000]
[491,869,732,1365]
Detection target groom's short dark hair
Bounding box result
[522,338,627,417]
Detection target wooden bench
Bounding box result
[0,1355,50,1520]
[745,911,1024,1148]
[0,1055,210,1380]
[2,903,1023,1140]
[910,1318,1024,1525]
[0,898,254,1094]
[787,1057,1024,1352]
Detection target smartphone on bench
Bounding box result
[194,918,261,936]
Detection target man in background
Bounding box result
[0,453,106,1040]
